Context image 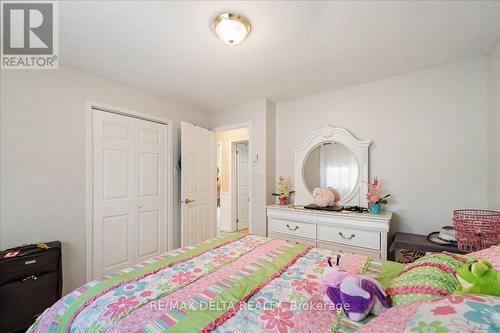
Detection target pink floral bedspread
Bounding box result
[28,234,500,333]
[29,234,356,333]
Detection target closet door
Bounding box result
[135,119,167,261]
[93,110,136,277]
[92,110,167,278]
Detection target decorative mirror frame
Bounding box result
[293,126,371,207]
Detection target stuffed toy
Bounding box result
[312,187,339,207]
[321,259,390,321]
[455,260,500,297]
[328,187,341,202]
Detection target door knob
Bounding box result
[184,199,195,204]
[137,203,143,208]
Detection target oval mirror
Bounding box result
[303,142,359,199]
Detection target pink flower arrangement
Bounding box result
[366,177,391,205]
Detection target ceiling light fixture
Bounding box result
[212,13,251,45]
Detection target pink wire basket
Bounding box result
[453,209,500,253]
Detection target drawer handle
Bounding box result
[286,224,299,231]
[338,232,355,240]
[22,275,38,282]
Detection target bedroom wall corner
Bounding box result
[265,100,277,213]
[208,99,275,237]
[487,38,500,210]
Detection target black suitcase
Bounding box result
[0,241,62,333]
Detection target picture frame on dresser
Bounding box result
[267,126,392,259]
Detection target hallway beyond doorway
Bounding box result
[215,127,250,233]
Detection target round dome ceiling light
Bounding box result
[212,13,251,45]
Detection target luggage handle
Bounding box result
[2,242,51,258]
[4,242,49,253]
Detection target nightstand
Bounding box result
[389,232,464,263]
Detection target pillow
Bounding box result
[357,294,500,333]
[386,252,473,306]
[469,245,500,270]
[334,253,405,288]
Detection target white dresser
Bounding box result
[267,205,391,259]
[269,126,393,259]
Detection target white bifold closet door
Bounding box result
[92,109,167,278]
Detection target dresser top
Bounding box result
[267,204,392,221]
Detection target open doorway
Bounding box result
[215,127,250,234]
[233,140,249,231]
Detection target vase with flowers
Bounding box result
[272,176,295,205]
[366,177,391,214]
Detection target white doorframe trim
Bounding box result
[230,139,249,231]
[216,141,223,179]
[213,122,253,234]
[216,141,222,228]
[85,101,174,282]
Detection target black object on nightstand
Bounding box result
[0,241,62,333]
[389,232,464,263]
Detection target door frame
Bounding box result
[85,101,174,282]
[212,122,252,234]
[216,141,222,229]
[231,139,249,231]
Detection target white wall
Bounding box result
[276,57,488,236]
[209,99,276,237]
[0,65,209,293]
[488,39,500,210]
[266,100,277,207]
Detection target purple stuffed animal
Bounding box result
[321,268,390,321]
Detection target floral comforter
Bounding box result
[28,233,352,333]
[27,233,499,333]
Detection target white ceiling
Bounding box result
[60,1,500,112]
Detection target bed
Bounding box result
[28,233,500,333]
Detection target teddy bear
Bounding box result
[312,187,340,207]
[321,265,390,321]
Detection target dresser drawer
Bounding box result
[271,233,317,247]
[269,218,316,240]
[267,209,317,223]
[318,224,380,250]
[318,242,381,259]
